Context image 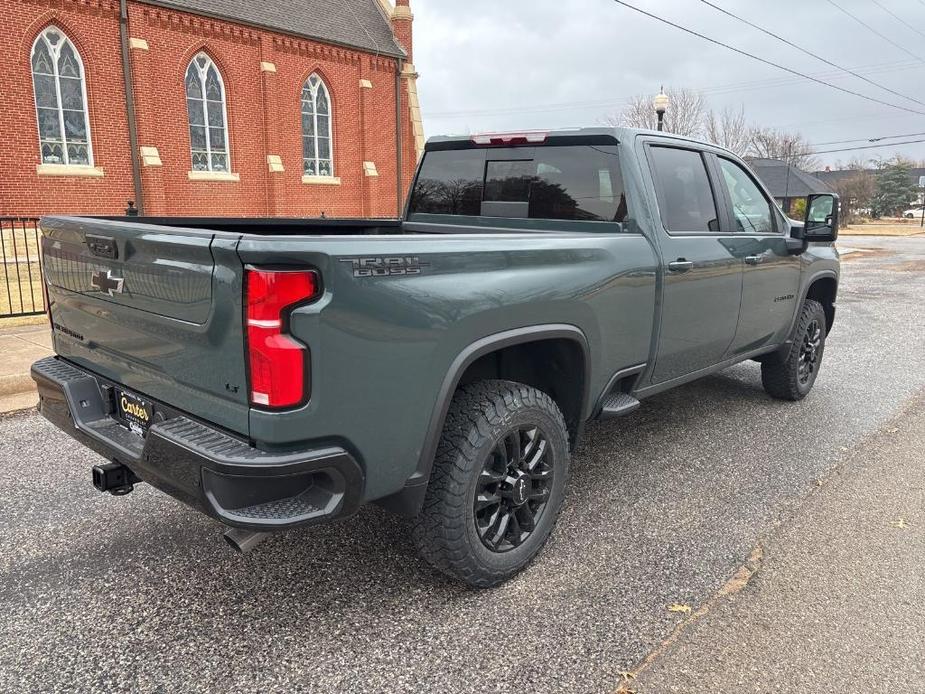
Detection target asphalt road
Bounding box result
[1,235,923,694]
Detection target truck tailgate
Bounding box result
[40,217,250,435]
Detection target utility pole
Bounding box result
[919,175,925,228]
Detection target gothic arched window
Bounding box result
[185,52,230,172]
[31,27,93,166]
[301,74,333,176]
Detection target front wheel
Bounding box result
[761,299,827,401]
[412,380,570,588]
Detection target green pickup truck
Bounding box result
[32,128,840,587]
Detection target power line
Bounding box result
[868,0,925,40]
[810,131,925,147]
[824,0,925,63]
[796,138,925,157]
[425,57,923,120]
[697,0,925,108]
[609,0,925,117]
[816,138,925,154]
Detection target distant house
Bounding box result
[747,158,834,215]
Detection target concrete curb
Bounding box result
[0,373,35,398]
[0,391,38,415]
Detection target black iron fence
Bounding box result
[0,217,45,318]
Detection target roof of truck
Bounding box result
[425,127,732,151]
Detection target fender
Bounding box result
[788,270,838,336]
[376,324,591,517]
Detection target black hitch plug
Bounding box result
[92,463,141,496]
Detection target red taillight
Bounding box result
[471,131,548,146]
[245,268,318,409]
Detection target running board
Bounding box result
[597,392,641,420]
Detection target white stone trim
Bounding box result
[260,61,277,73]
[302,175,341,185]
[403,71,426,160]
[187,170,240,182]
[36,164,104,177]
[139,146,162,167]
[359,78,373,89]
[392,5,413,20]
[267,155,284,173]
[363,161,379,177]
[129,37,149,50]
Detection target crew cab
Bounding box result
[32,128,839,586]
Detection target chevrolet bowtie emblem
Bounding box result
[91,269,125,297]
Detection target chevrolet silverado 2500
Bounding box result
[32,128,840,587]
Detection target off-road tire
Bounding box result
[761,299,827,401]
[412,380,570,588]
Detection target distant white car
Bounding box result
[903,207,923,218]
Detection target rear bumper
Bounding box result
[31,356,364,531]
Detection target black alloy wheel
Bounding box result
[798,319,823,385]
[474,426,554,553]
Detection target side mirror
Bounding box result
[803,193,839,242]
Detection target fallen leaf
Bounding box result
[890,518,908,529]
[668,603,692,614]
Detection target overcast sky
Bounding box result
[412,0,925,169]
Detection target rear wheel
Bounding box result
[761,299,827,401]
[412,380,570,588]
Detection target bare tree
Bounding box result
[747,127,820,171]
[607,87,706,138]
[703,106,750,157]
[833,173,875,222]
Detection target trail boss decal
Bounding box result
[339,256,430,278]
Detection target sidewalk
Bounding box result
[0,322,52,413]
[629,393,925,693]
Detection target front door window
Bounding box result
[718,159,775,234]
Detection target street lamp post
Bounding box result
[653,87,669,132]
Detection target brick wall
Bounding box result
[0,0,418,218]
[0,1,135,216]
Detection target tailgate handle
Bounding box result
[86,234,118,259]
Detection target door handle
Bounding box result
[745,255,762,265]
[667,259,694,273]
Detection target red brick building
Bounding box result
[0,0,424,218]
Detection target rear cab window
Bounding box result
[408,144,628,230]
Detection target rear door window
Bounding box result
[408,145,628,224]
[648,146,720,233]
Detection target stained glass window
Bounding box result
[185,53,229,172]
[31,27,92,166]
[301,74,333,177]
